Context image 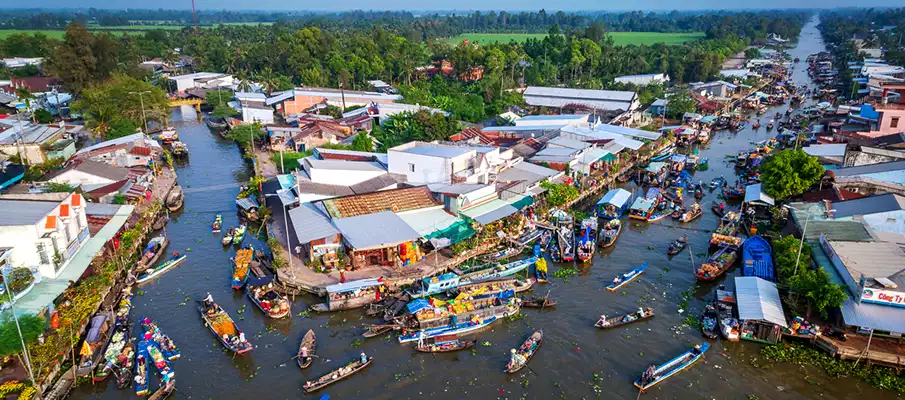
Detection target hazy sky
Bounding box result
[10,1,904,11]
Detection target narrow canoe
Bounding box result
[505,331,543,373]
[199,304,253,354]
[303,357,372,393]
[594,309,655,329]
[415,335,476,353]
[136,254,187,285]
[634,343,710,391]
[606,262,648,292]
[297,329,316,369]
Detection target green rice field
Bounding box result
[446,31,705,46]
[0,22,273,39]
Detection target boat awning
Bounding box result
[630,197,655,212]
[407,298,431,313]
[734,277,787,327]
[397,207,461,238]
[700,116,718,123]
[841,298,905,333]
[646,162,667,173]
[325,278,384,294]
[461,198,519,225]
[743,183,774,206]
[86,314,109,343]
[508,195,534,210]
[597,188,632,208]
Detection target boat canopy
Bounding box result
[247,275,274,286]
[406,298,431,314]
[742,236,775,281]
[597,189,632,208]
[743,183,775,206]
[735,277,787,327]
[645,162,667,173]
[630,197,655,212]
[669,154,688,163]
[325,278,383,295]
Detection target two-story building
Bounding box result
[388,141,490,185]
[266,87,402,118]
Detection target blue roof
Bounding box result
[236,196,260,211]
[742,236,775,282]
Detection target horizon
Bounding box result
[0,4,901,12]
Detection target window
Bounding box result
[892,117,900,129]
[408,163,415,172]
[37,242,50,264]
[889,218,897,223]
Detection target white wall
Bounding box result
[49,169,116,187]
[0,195,90,278]
[388,150,451,184]
[307,167,385,186]
[242,107,275,124]
[174,78,195,92]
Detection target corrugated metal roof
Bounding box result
[524,86,636,102]
[397,207,461,237]
[593,123,663,141]
[598,189,632,207]
[833,161,905,177]
[0,200,58,226]
[320,186,438,219]
[841,298,905,332]
[547,136,591,151]
[830,240,905,288]
[462,199,519,225]
[325,278,384,294]
[735,276,787,327]
[288,202,340,243]
[333,211,421,250]
[833,193,905,219]
[803,144,847,157]
[744,183,775,206]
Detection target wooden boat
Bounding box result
[134,347,150,396]
[520,297,556,308]
[715,289,740,341]
[211,213,222,233]
[246,276,291,319]
[677,204,703,223]
[711,201,727,217]
[667,236,687,255]
[157,129,178,143]
[297,329,316,369]
[701,304,719,339]
[482,247,520,262]
[303,356,372,393]
[221,227,234,246]
[629,196,656,221]
[695,244,739,281]
[165,185,184,212]
[517,229,543,246]
[171,141,188,157]
[138,236,168,270]
[148,380,175,400]
[505,330,543,373]
[140,318,180,361]
[142,340,174,380]
[206,116,228,130]
[231,248,253,289]
[397,298,520,343]
[646,209,670,223]
[576,218,597,263]
[459,257,537,284]
[199,302,253,354]
[606,262,648,292]
[232,224,247,245]
[596,188,632,220]
[114,342,135,389]
[534,258,548,283]
[594,308,655,329]
[94,296,133,382]
[722,186,745,199]
[558,226,575,262]
[454,277,535,298]
[362,324,395,338]
[415,335,476,353]
[77,311,115,377]
[598,219,621,249]
[634,343,710,391]
[694,187,704,199]
[136,253,187,285]
[709,177,725,190]
[742,235,775,281]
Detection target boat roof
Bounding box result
[597,188,632,207]
[734,276,787,327]
[743,183,775,206]
[423,273,458,285]
[630,197,655,212]
[325,278,383,294]
[742,235,775,281]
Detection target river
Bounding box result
[71,17,901,400]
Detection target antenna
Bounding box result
[191,0,198,34]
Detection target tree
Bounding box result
[33,109,54,124]
[759,149,824,201]
[665,91,696,119]
[771,235,810,282]
[45,182,76,193]
[226,123,265,147]
[0,314,45,358]
[321,105,342,119]
[212,104,237,118]
[350,133,374,152]
[204,90,233,107]
[788,268,848,318]
[71,73,168,137]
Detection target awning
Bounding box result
[670,154,688,163]
[646,162,667,173]
[630,197,655,212]
[397,207,461,238]
[841,298,905,333]
[461,199,519,225]
[325,278,383,294]
[236,196,260,211]
[597,188,632,208]
[735,277,787,327]
[508,195,534,210]
[700,116,718,123]
[743,183,775,206]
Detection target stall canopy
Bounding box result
[630,197,655,212]
[670,154,688,164]
[744,183,775,206]
[735,277,788,327]
[597,188,632,208]
[841,298,905,333]
[325,278,383,295]
[461,199,519,225]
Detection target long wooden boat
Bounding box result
[138,236,168,270]
[297,329,316,369]
[211,213,222,233]
[231,248,253,289]
[148,380,175,400]
[711,201,727,216]
[199,303,253,354]
[415,335,476,353]
[134,346,150,396]
[722,186,745,200]
[628,196,656,221]
[246,276,291,319]
[398,313,511,344]
[114,342,135,389]
[667,236,687,255]
[647,209,670,222]
[594,308,655,329]
[362,324,395,338]
[677,205,703,223]
[221,227,234,246]
[505,330,543,373]
[94,295,133,382]
[634,343,710,391]
[140,318,181,361]
[701,304,720,339]
[165,185,184,212]
[142,340,174,380]
[77,311,115,377]
[576,218,597,263]
[459,257,537,284]
[742,235,775,281]
[695,244,739,281]
[303,357,372,393]
[482,247,521,262]
[599,219,622,249]
[558,226,575,262]
[520,297,557,308]
[606,262,648,292]
[136,254,187,285]
[534,257,548,283]
[232,224,247,245]
[454,277,535,298]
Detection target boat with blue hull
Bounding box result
[399,316,503,344]
[634,343,710,391]
[742,235,775,282]
[596,189,632,220]
[606,262,648,292]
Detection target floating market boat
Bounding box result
[407,273,462,298]
[362,324,395,338]
[231,248,253,289]
[520,296,556,308]
[297,329,316,369]
[246,276,291,319]
[77,311,115,377]
[594,308,655,329]
[482,247,521,262]
[458,257,538,284]
[232,224,247,245]
[695,244,739,281]
[534,258,548,283]
[634,343,710,391]
[206,116,228,130]
[453,277,535,299]
[136,253,187,285]
[596,189,632,220]
[221,227,234,246]
[700,304,719,339]
[165,185,184,212]
[667,236,687,255]
[558,225,575,262]
[742,235,775,281]
[415,335,476,353]
[140,318,180,361]
[138,236,168,270]
[142,340,174,380]
[629,195,657,221]
[157,129,178,143]
[711,201,728,216]
[114,342,135,389]
[94,295,133,382]
[171,141,188,157]
[211,214,222,233]
[715,289,740,341]
[505,331,543,373]
[709,177,725,190]
[606,262,648,292]
[199,302,253,354]
[598,219,622,249]
[134,348,150,396]
[676,203,703,223]
[398,296,520,344]
[303,356,372,393]
[576,218,597,263]
[647,208,670,223]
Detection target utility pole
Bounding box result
[129,91,151,133]
[191,0,199,34]
[2,268,38,394]
[339,81,347,112]
[14,108,28,166]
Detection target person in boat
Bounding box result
[598,314,608,326]
[360,351,367,364]
[692,344,702,355]
[638,307,646,317]
[238,331,246,345]
[172,251,180,259]
[203,293,214,308]
[510,348,526,366]
[300,346,309,364]
[612,275,623,285]
[641,364,657,385]
[135,371,146,386]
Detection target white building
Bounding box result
[48,160,130,190]
[167,72,234,93]
[614,73,670,86]
[388,141,489,184]
[341,102,448,125]
[301,157,387,187]
[0,193,90,279]
[231,92,274,124]
[515,114,589,128]
[1,57,42,69]
[523,86,640,113]
[71,132,161,167]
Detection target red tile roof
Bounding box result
[129,146,152,156]
[320,186,439,219]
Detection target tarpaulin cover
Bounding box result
[86,314,109,343]
[406,298,431,313]
[247,275,274,286]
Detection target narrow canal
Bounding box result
[72,17,900,400]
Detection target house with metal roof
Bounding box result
[831,160,905,196]
[734,276,787,344]
[831,193,905,236]
[388,141,491,185]
[266,87,402,117]
[614,73,669,86]
[523,86,640,115]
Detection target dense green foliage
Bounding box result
[71,73,168,138]
[772,235,846,318]
[226,123,265,146]
[759,150,824,201]
[370,110,460,151]
[540,181,579,207]
[665,91,696,119]
[0,314,45,357]
[44,182,76,193]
